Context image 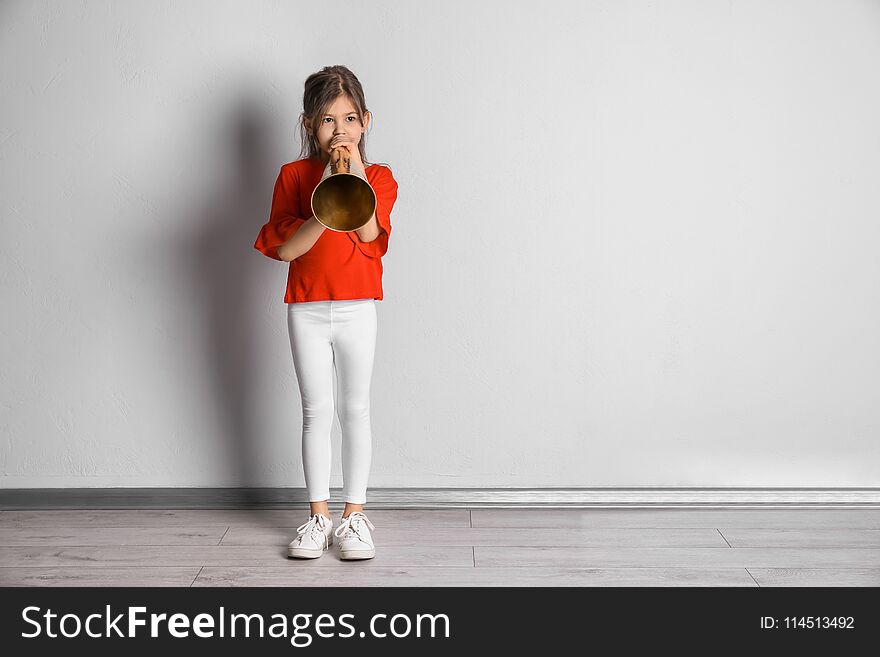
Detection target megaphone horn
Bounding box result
[310,146,377,232]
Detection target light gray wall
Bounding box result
[2,0,879,488]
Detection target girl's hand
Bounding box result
[329,135,365,171]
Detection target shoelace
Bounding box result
[294,514,330,550]
[333,511,375,543]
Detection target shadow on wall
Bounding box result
[135,93,299,498]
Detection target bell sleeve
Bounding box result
[253,164,308,261]
[351,165,398,259]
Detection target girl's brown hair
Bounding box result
[298,65,391,169]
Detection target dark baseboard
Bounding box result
[1,487,879,509]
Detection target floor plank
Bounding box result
[747,568,880,586]
[219,526,729,547]
[0,526,229,546]
[0,566,200,587]
[0,544,473,567]
[474,546,880,569]
[192,565,757,587]
[720,528,880,548]
[0,509,470,528]
[471,509,880,528]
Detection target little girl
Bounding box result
[253,65,398,560]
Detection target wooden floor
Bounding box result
[1,508,879,586]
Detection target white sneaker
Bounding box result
[333,511,376,560]
[288,513,333,559]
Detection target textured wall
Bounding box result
[2,0,879,488]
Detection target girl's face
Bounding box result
[309,95,370,162]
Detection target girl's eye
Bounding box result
[323,116,357,123]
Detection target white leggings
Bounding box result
[287,298,377,504]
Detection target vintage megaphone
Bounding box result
[310,146,377,232]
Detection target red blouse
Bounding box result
[253,158,399,303]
